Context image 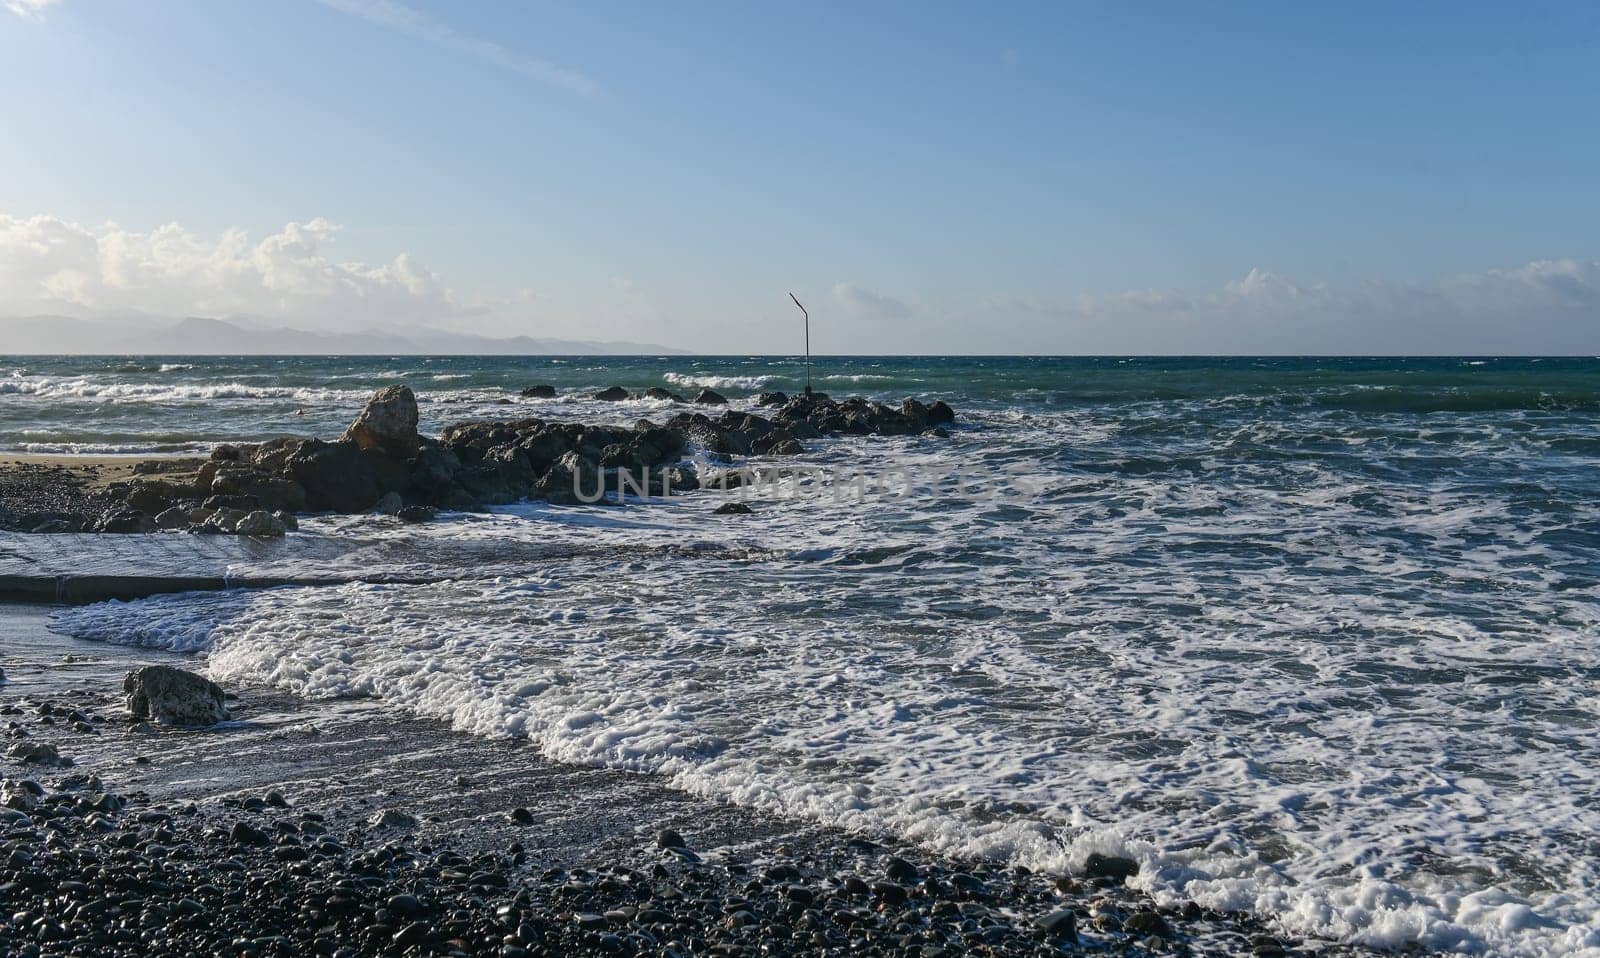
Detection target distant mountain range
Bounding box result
[0,315,686,355]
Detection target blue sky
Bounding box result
[2,0,1598,352]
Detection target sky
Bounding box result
[1,0,1598,353]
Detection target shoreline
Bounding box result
[0,603,1330,957]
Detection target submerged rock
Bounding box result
[593,386,630,401]
[123,665,230,727]
[397,504,437,523]
[1084,852,1139,882]
[340,384,421,458]
[520,384,558,398]
[637,386,687,402]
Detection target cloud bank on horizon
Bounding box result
[1,211,1595,354]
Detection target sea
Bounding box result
[5,355,1600,956]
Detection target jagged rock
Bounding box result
[196,507,248,534]
[713,502,752,515]
[94,509,156,534]
[700,467,753,491]
[397,505,436,523]
[202,493,262,513]
[205,466,307,513]
[593,386,630,401]
[755,391,789,406]
[665,464,700,493]
[153,506,191,530]
[233,510,287,537]
[272,510,299,532]
[637,386,687,402]
[520,384,557,398]
[340,384,421,458]
[123,666,230,727]
[119,478,192,515]
[374,492,404,515]
[754,435,805,456]
[693,388,728,405]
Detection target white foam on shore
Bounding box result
[56,404,1600,958]
[47,400,1600,957]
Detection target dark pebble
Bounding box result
[655,828,686,849]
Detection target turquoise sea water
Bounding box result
[4,355,1600,453]
[13,355,1600,955]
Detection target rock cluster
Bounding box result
[4,384,959,533]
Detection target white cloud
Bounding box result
[988,260,1600,353]
[316,0,599,97]
[2,209,1596,353]
[4,0,60,20]
[0,212,459,328]
[832,282,913,321]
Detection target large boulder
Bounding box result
[233,510,288,536]
[285,438,407,513]
[340,385,421,458]
[123,665,230,727]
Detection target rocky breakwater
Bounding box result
[10,385,957,535]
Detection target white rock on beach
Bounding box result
[123,665,231,727]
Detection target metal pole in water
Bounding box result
[789,292,811,394]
